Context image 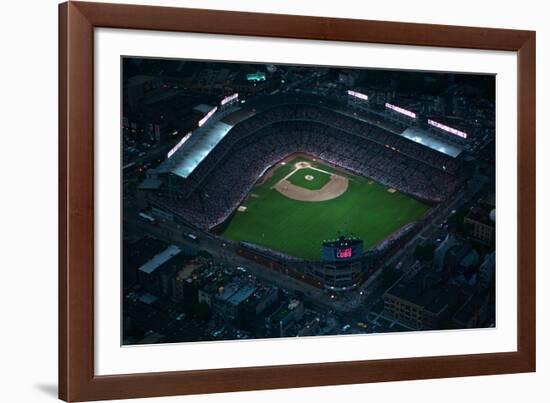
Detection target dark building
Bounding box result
[123,93,204,144]
[211,280,258,326]
[452,293,490,329]
[124,75,163,111]
[241,286,279,333]
[464,202,496,244]
[383,270,469,330]
[478,252,496,290]
[137,245,186,298]
[265,299,304,337]
[122,237,168,291]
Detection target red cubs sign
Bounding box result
[336,247,353,259]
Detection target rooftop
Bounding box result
[193,104,214,114]
[123,237,168,271]
[157,119,234,179]
[175,261,202,281]
[270,300,300,323]
[138,292,159,305]
[227,284,257,306]
[424,286,462,315]
[270,306,291,324]
[138,245,181,275]
[217,281,257,306]
[465,203,496,226]
[453,294,487,325]
[138,177,163,190]
[386,271,445,310]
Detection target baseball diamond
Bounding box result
[286,167,332,190]
[221,156,430,260]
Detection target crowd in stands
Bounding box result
[149,104,465,230]
[240,241,303,262]
[373,223,416,253]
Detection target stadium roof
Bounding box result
[138,177,162,190]
[158,120,234,179]
[193,104,214,114]
[398,127,463,158]
[156,94,462,180]
[138,245,181,275]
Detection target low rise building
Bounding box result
[478,252,496,290]
[137,245,182,297]
[464,201,496,244]
[123,237,168,290]
[171,260,203,302]
[212,281,258,326]
[433,234,459,272]
[383,271,466,330]
[452,294,489,329]
[265,299,304,337]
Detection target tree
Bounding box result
[197,250,212,259]
[380,265,400,288]
[414,243,436,262]
[193,301,211,321]
[448,208,469,234]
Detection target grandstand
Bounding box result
[143,95,466,231]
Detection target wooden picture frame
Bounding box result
[59,1,536,401]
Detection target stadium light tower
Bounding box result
[198,106,218,127]
[385,103,417,119]
[427,119,468,139]
[220,93,239,108]
[347,90,370,111]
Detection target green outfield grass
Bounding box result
[221,156,430,260]
[287,168,331,190]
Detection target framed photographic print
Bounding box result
[59,1,536,401]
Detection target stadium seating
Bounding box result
[149,104,465,230]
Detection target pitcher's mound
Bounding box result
[305,174,314,181]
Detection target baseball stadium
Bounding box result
[140,92,468,290]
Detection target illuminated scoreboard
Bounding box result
[336,247,353,259]
[322,237,363,262]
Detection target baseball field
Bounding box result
[221,156,430,260]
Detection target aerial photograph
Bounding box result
[121,58,496,345]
